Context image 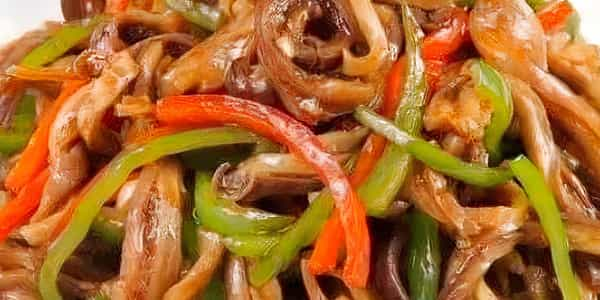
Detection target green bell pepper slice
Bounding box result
[358,3,428,217]
[193,171,294,236]
[509,156,580,300]
[39,127,266,300]
[0,94,36,155]
[355,107,514,188]
[407,210,441,300]
[166,0,224,32]
[222,234,280,257]
[89,211,124,249]
[471,59,514,165]
[21,19,98,68]
[249,191,334,286]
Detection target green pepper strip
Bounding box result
[203,274,226,300]
[249,191,334,286]
[166,0,224,32]
[454,0,474,8]
[247,156,360,286]
[471,59,513,165]
[39,127,265,300]
[89,212,124,249]
[0,94,36,155]
[4,19,95,154]
[246,101,512,286]
[88,292,110,300]
[193,172,294,236]
[565,11,582,41]
[509,156,581,300]
[527,0,548,11]
[222,234,280,257]
[21,20,97,68]
[182,215,200,260]
[407,210,441,300]
[358,3,428,217]
[355,107,514,188]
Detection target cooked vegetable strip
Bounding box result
[309,158,360,275]
[0,168,49,243]
[39,128,265,300]
[308,210,345,274]
[472,60,514,164]
[527,0,547,11]
[20,23,95,68]
[2,0,599,297]
[421,7,470,62]
[354,107,514,187]
[407,210,441,300]
[5,80,87,193]
[351,57,406,185]
[7,65,85,82]
[537,0,575,33]
[358,3,427,217]
[422,7,470,87]
[314,6,469,275]
[90,211,124,248]
[309,5,427,274]
[105,0,129,13]
[249,192,335,286]
[194,172,294,236]
[0,94,36,156]
[166,0,224,32]
[182,211,199,260]
[156,95,371,288]
[222,234,280,257]
[509,156,581,300]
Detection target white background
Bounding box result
[0,1,599,44]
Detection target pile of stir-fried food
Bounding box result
[1,0,600,298]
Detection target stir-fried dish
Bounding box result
[0,0,599,299]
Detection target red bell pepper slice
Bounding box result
[310,8,470,273]
[106,0,129,13]
[155,95,371,287]
[308,57,408,275]
[422,7,470,88]
[352,57,407,183]
[537,0,574,33]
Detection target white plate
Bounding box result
[0,1,599,44]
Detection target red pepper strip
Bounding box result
[422,8,470,61]
[0,168,49,243]
[352,57,407,183]
[5,80,87,194]
[310,9,470,274]
[421,7,470,88]
[309,58,407,274]
[537,0,574,33]
[309,210,345,274]
[106,0,129,13]
[344,8,469,188]
[155,95,371,287]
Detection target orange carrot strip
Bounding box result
[0,168,50,243]
[5,80,87,193]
